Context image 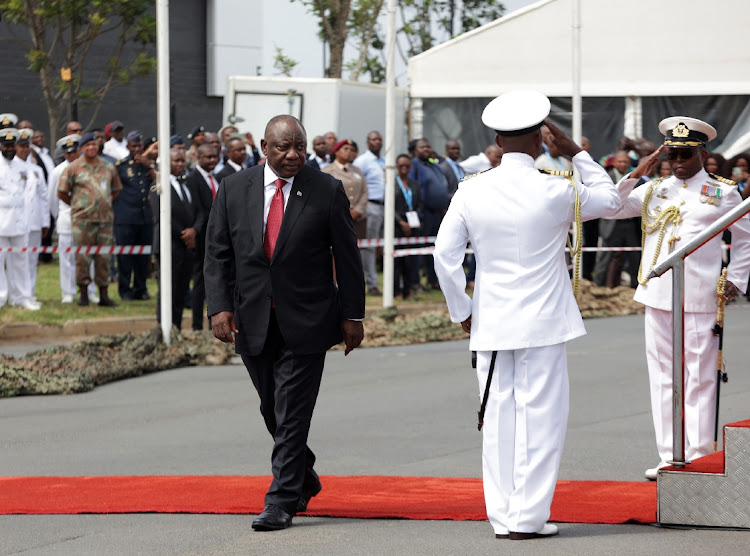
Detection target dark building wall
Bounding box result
[0,0,222,143]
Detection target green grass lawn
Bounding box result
[0,258,451,327]
[0,259,158,326]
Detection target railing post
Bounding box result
[670,259,686,467]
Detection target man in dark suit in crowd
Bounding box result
[186,144,219,329]
[438,140,464,198]
[305,135,330,170]
[204,115,365,532]
[150,148,202,329]
[214,137,247,182]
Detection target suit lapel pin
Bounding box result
[296,190,303,196]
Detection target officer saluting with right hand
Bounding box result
[434,91,622,541]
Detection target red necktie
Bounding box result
[208,174,217,200]
[264,178,286,260]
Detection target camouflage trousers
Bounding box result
[72,221,114,288]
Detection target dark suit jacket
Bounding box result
[214,164,238,182]
[204,164,365,356]
[185,168,215,246]
[149,176,202,255]
[438,159,460,197]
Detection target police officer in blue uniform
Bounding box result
[113,130,155,300]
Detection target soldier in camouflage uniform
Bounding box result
[58,132,122,306]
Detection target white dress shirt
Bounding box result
[262,163,293,227]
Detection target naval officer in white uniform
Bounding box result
[434,91,621,540]
[612,117,750,479]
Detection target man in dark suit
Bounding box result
[305,134,330,170]
[150,148,202,329]
[204,115,365,532]
[185,144,219,330]
[214,137,246,182]
[438,140,464,198]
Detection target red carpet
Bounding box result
[0,475,656,523]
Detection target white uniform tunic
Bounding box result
[0,156,32,306]
[17,156,49,299]
[615,170,750,461]
[434,150,620,535]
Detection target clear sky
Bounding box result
[261,0,538,85]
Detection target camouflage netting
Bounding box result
[0,327,234,397]
[1,284,642,397]
[576,279,644,318]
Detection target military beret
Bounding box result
[187,125,205,140]
[79,131,96,147]
[482,90,550,137]
[170,134,184,146]
[331,138,353,154]
[126,130,143,143]
[658,117,717,148]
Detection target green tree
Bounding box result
[273,47,299,77]
[292,0,352,79]
[399,0,505,60]
[0,0,156,144]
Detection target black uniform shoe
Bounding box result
[297,480,323,513]
[251,504,293,531]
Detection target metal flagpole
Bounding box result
[382,0,397,308]
[157,0,172,345]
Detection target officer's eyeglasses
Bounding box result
[666,150,696,161]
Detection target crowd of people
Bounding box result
[2,107,750,323]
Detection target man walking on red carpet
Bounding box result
[434,91,621,540]
[204,115,365,531]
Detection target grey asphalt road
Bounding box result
[2,310,749,555]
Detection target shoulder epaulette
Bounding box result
[539,169,573,177]
[115,159,124,166]
[460,168,491,182]
[649,176,666,186]
[709,173,736,186]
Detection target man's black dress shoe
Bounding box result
[296,481,323,513]
[251,504,293,531]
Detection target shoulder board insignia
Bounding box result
[649,176,666,186]
[539,169,573,177]
[709,173,736,185]
[460,168,491,182]
[115,159,123,166]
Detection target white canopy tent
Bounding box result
[408,0,750,159]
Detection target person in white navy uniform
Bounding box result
[433,91,621,541]
[611,117,750,479]
[0,128,39,310]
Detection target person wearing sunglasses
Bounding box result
[612,116,750,480]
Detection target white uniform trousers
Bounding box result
[0,234,32,306]
[58,233,97,300]
[645,307,718,462]
[477,344,569,535]
[26,229,41,299]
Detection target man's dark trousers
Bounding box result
[115,223,152,298]
[240,309,323,516]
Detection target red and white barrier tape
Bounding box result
[0,245,152,254]
[0,243,730,256]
